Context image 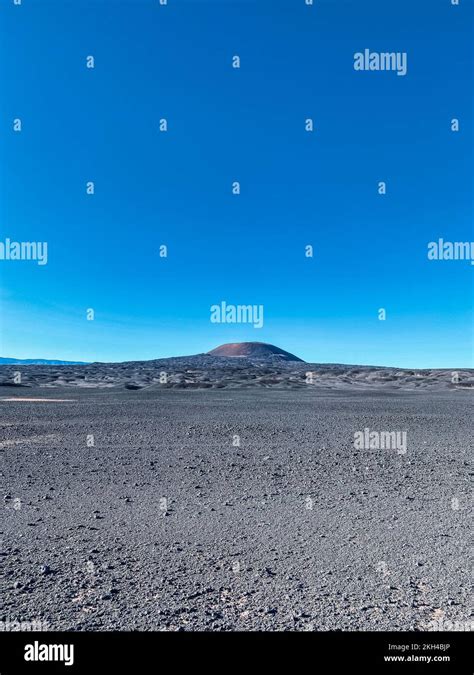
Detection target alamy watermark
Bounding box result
[427,239,474,265]
[0,238,48,265]
[210,301,264,328]
[424,618,473,632]
[354,49,407,77]
[354,428,407,455]
[0,617,50,632]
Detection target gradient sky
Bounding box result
[1,0,473,367]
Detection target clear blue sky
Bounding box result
[1,0,472,367]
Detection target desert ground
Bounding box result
[1,359,472,631]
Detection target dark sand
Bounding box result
[0,355,473,391]
[1,372,472,631]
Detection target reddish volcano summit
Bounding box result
[207,342,303,362]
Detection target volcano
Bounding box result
[207,342,304,362]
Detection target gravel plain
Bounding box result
[1,363,472,631]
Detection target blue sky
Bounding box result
[1,0,472,367]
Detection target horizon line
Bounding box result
[0,353,473,371]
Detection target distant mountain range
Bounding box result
[0,343,303,366]
[0,357,89,366]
